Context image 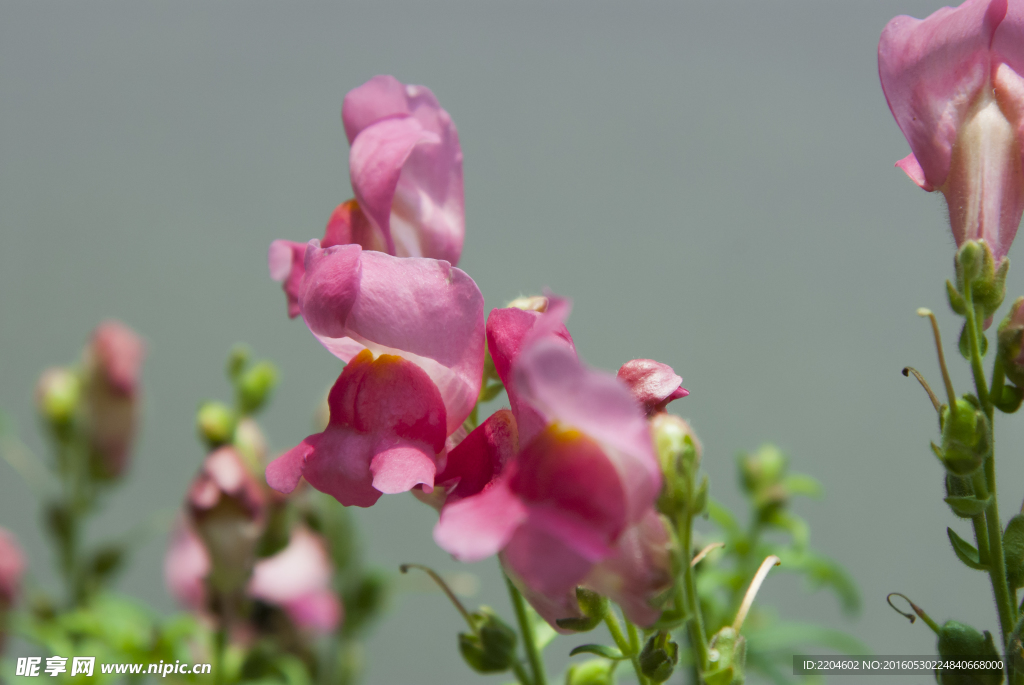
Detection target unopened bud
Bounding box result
[458,607,518,673]
[507,295,548,312]
[956,241,1008,320]
[937,399,989,475]
[639,631,679,683]
[197,401,237,448]
[226,344,251,381]
[565,659,615,685]
[35,368,80,425]
[650,414,701,515]
[740,444,786,493]
[236,361,278,415]
[936,621,1002,685]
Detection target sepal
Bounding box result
[458,607,518,674]
[639,631,679,683]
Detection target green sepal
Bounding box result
[692,474,709,516]
[938,400,989,476]
[704,627,746,685]
[958,322,988,359]
[568,644,627,660]
[703,667,737,685]
[1004,515,1024,590]
[943,495,992,518]
[947,527,988,570]
[458,607,518,673]
[639,631,679,683]
[947,280,968,315]
[555,588,607,633]
[996,384,1024,414]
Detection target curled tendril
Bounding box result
[887,592,941,635]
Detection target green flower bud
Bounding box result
[35,368,80,426]
[565,659,614,685]
[236,361,278,415]
[650,414,701,516]
[225,344,251,381]
[956,240,1008,320]
[197,401,237,448]
[704,626,747,685]
[639,631,679,683]
[937,399,989,475]
[458,607,518,673]
[740,445,786,493]
[936,621,1002,685]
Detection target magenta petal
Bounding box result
[301,428,382,508]
[266,435,320,494]
[514,340,661,524]
[435,409,518,503]
[502,563,583,635]
[434,480,527,562]
[879,0,1007,190]
[342,75,412,145]
[500,518,597,598]
[301,244,485,433]
[369,441,438,494]
[896,153,933,190]
[268,240,308,319]
[617,358,687,415]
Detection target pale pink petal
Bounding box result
[0,528,25,605]
[300,244,485,433]
[500,519,598,598]
[342,75,412,144]
[617,359,688,415]
[514,340,661,524]
[434,480,527,562]
[895,152,933,190]
[90,321,145,395]
[268,240,308,319]
[369,441,438,494]
[878,0,1007,190]
[164,517,209,611]
[248,529,332,604]
[282,591,342,632]
[266,435,320,494]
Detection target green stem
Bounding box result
[992,356,1006,409]
[603,610,648,685]
[510,661,533,685]
[214,628,227,685]
[964,283,1016,645]
[677,510,709,676]
[506,575,546,685]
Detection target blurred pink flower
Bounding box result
[433,300,664,627]
[270,75,464,317]
[617,359,688,416]
[266,242,485,507]
[84,320,145,478]
[879,0,1024,261]
[0,527,25,607]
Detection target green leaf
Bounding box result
[959,323,971,360]
[569,644,628,660]
[947,280,968,315]
[692,474,709,515]
[944,495,992,518]
[948,527,988,570]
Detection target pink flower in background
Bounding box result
[248,528,342,632]
[617,359,688,416]
[433,300,665,628]
[84,320,145,478]
[0,527,25,607]
[879,0,1024,261]
[270,74,464,318]
[265,242,485,507]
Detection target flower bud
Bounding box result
[639,631,679,683]
[458,607,518,673]
[197,401,237,448]
[186,447,266,596]
[999,297,1024,386]
[565,659,615,685]
[35,368,80,426]
[651,415,702,517]
[955,241,1008,322]
[937,399,989,476]
[936,621,1002,685]
[82,321,145,479]
[236,361,278,415]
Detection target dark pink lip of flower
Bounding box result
[879,0,1024,262]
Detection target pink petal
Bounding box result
[342,75,412,145]
[369,441,438,494]
[89,321,145,395]
[617,359,688,415]
[878,0,1007,190]
[248,529,333,605]
[434,409,518,503]
[268,240,308,319]
[266,435,320,494]
[322,199,388,253]
[895,153,933,190]
[514,340,661,524]
[502,568,582,635]
[282,591,342,633]
[300,428,382,507]
[0,528,25,605]
[164,516,209,611]
[300,243,485,433]
[434,479,527,562]
[500,518,599,598]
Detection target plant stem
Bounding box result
[603,609,648,685]
[505,574,546,685]
[964,282,1016,645]
[677,509,709,676]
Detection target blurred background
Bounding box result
[0,1,1014,682]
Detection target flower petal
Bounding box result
[342,74,412,145]
[322,199,388,253]
[435,408,518,503]
[434,479,527,562]
[268,240,308,319]
[369,441,439,494]
[617,359,688,415]
[163,516,209,611]
[266,435,320,495]
[878,0,1007,189]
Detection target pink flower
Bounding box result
[265,242,485,507]
[617,359,688,416]
[270,75,464,317]
[0,527,25,608]
[433,300,664,627]
[248,528,342,632]
[83,321,145,478]
[879,0,1024,262]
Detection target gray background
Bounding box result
[0,1,1016,683]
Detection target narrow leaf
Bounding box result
[947,527,988,570]
[569,644,627,660]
